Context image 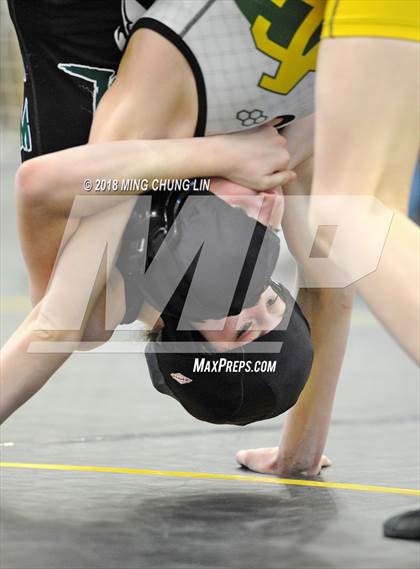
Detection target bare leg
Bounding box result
[16,202,80,304]
[16,27,198,305]
[236,156,355,475]
[311,38,420,361]
[0,199,132,423]
[0,301,80,423]
[78,267,126,348]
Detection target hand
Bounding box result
[235,447,332,476]
[222,123,296,191]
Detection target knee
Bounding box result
[15,157,54,212]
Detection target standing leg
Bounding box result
[311,38,419,361]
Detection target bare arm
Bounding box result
[0,196,134,424]
[236,152,355,475]
[17,128,293,218]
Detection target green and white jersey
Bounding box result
[128,0,324,135]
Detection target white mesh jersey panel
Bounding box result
[126,0,318,135]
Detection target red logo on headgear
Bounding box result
[170,372,193,384]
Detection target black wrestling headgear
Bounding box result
[145,281,314,426]
[116,183,280,324]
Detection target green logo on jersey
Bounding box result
[235,0,323,94]
[20,97,32,153]
[57,64,116,111]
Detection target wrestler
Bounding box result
[7,0,419,538]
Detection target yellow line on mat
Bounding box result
[1,462,419,496]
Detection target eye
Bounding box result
[237,321,252,339]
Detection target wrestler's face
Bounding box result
[210,178,284,231]
[197,284,286,352]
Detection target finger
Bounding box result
[263,170,296,190]
[235,449,249,468]
[235,447,277,471]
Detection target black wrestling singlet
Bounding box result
[7,0,152,160]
